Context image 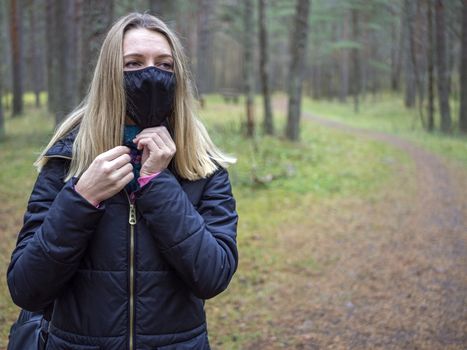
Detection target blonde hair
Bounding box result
[35,13,235,181]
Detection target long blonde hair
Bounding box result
[35,13,235,181]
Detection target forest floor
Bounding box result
[238,109,467,349]
[0,96,466,349]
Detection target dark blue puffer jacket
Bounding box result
[7,129,238,349]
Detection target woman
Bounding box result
[7,13,238,350]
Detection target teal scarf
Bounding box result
[123,125,142,194]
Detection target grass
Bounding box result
[0,102,54,346]
[0,93,412,348]
[198,95,412,348]
[302,93,467,166]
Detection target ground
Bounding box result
[1,99,466,349]
[235,113,467,349]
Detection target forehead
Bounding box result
[123,28,172,56]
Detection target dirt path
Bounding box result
[245,112,467,349]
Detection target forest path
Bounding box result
[246,110,467,349]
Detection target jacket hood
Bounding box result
[44,127,79,159]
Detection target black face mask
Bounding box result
[124,66,176,128]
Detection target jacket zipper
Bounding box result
[46,153,137,348]
[127,194,137,350]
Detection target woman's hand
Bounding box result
[133,126,176,177]
[75,146,134,206]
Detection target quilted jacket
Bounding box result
[7,128,238,349]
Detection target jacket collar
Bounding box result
[42,127,183,182]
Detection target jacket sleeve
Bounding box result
[7,158,105,311]
[136,168,238,299]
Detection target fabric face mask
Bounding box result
[124,66,176,128]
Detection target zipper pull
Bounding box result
[129,204,137,225]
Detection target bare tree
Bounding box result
[286,0,311,141]
[55,0,77,124]
[46,0,58,114]
[196,0,215,102]
[427,0,435,131]
[28,0,41,107]
[0,1,5,140]
[0,74,3,140]
[0,73,3,139]
[390,5,403,92]
[460,0,467,133]
[408,0,427,128]
[339,14,350,103]
[79,0,114,99]
[9,0,24,117]
[258,0,273,135]
[351,6,360,113]
[404,0,417,108]
[244,0,255,137]
[434,0,452,132]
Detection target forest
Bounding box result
[1,0,467,349]
[1,0,467,138]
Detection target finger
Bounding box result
[99,146,131,161]
[135,129,173,152]
[150,133,170,151]
[108,153,131,171]
[116,171,135,189]
[136,137,151,151]
[111,163,134,181]
[155,130,175,151]
[137,138,160,153]
[133,129,159,141]
[136,126,166,135]
[133,126,168,142]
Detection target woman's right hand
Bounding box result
[75,146,134,206]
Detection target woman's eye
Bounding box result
[158,62,174,71]
[125,61,141,68]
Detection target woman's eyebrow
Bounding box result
[123,53,173,59]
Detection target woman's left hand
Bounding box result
[133,126,176,177]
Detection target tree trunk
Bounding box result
[427,0,435,132]
[196,0,215,100]
[311,64,322,100]
[0,1,5,140]
[9,0,24,117]
[339,14,350,103]
[434,0,451,132]
[404,0,416,108]
[79,0,114,99]
[0,69,4,139]
[460,0,467,133]
[149,0,174,21]
[28,0,41,107]
[258,0,273,135]
[408,0,427,128]
[46,0,58,114]
[55,0,76,124]
[0,74,4,140]
[286,0,311,141]
[244,0,255,138]
[0,4,5,142]
[351,7,360,114]
[391,9,403,92]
